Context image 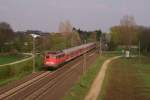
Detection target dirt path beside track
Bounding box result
[84,56,121,100]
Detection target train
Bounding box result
[43,42,96,68]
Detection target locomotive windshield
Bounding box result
[46,51,64,59]
[45,54,56,59]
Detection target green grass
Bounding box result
[99,56,150,100]
[0,54,28,65]
[136,57,150,97]
[0,54,43,86]
[0,59,32,86]
[63,53,117,100]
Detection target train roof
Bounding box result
[63,43,95,54]
[46,51,64,56]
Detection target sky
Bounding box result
[0,0,150,32]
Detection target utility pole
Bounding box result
[139,40,141,57]
[99,37,102,56]
[138,40,141,64]
[31,34,40,73]
[32,37,35,73]
[83,40,86,74]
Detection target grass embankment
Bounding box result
[99,56,150,100]
[63,53,118,100]
[0,54,43,86]
[0,54,28,65]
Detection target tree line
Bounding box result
[0,21,102,55]
[110,15,150,55]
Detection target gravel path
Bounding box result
[84,56,121,100]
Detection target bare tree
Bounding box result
[120,15,136,27]
[59,22,65,33]
[119,15,137,49]
[58,20,73,35]
[64,20,73,33]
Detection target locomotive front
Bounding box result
[44,51,66,68]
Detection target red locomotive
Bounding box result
[43,43,96,68]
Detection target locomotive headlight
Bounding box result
[50,62,55,64]
[46,62,55,65]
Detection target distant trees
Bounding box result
[138,26,150,54]
[0,22,15,52]
[58,21,82,48]
[0,21,102,54]
[73,28,102,43]
[109,15,150,55]
[11,32,33,53]
[70,31,81,46]
[58,21,102,48]
[95,30,102,41]
[120,15,138,46]
[13,32,26,52]
[36,35,51,53]
[110,15,138,50]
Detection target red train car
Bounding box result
[43,42,96,68]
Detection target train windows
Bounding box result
[46,54,56,59]
[56,54,65,58]
[48,52,57,54]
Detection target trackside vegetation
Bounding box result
[0,60,32,86]
[0,55,43,86]
[63,53,118,100]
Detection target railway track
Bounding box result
[0,72,51,99]
[0,49,98,100]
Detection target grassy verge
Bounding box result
[63,53,117,100]
[136,56,150,98]
[0,54,43,86]
[0,58,33,86]
[0,54,28,65]
[99,56,150,100]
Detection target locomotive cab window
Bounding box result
[56,54,65,58]
[46,54,56,59]
[46,55,49,58]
